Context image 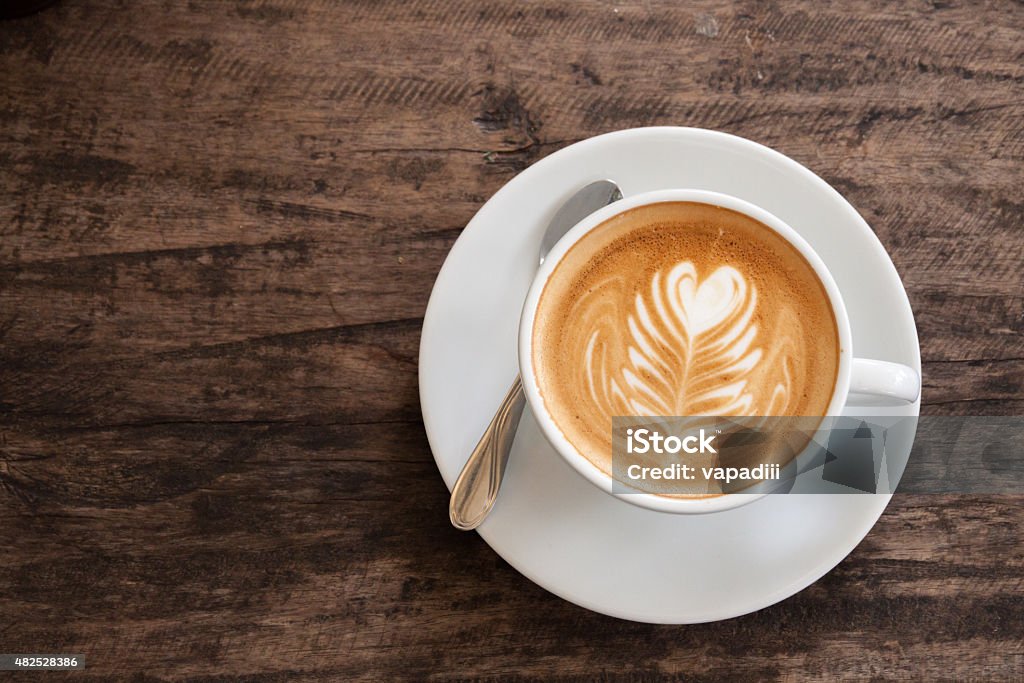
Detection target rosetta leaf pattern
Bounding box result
[583,262,792,419]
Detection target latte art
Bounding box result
[532,202,840,478]
[584,262,792,422]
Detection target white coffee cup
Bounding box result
[518,189,920,514]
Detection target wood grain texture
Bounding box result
[0,0,1021,680]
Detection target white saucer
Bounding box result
[419,127,921,624]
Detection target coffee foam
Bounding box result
[532,202,840,476]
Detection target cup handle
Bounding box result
[849,358,920,402]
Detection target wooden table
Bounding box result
[1,1,1021,679]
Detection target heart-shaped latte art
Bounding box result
[670,263,747,335]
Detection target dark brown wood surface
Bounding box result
[1,1,1022,680]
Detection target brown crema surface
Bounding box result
[532,201,840,477]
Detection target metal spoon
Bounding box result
[449,180,623,530]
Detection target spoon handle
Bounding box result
[449,376,526,530]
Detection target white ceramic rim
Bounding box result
[518,189,854,514]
